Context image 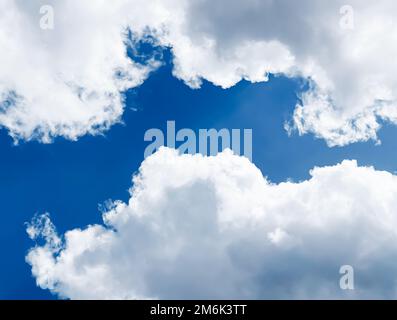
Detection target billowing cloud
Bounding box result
[26,148,397,299]
[0,0,167,142]
[2,1,397,145]
[167,0,397,146]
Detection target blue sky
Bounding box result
[2,45,397,298]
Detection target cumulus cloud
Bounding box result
[0,0,167,142]
[26,148,397,299]
[2,0,397,145]
[169,0,397,146]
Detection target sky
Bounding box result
[2,0,397,299]
[2,48,397,299]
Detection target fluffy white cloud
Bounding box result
[0,0,168,142]
[169,0,397,146]
[2,1,397,145]
[26,148,397,299]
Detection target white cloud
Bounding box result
[0,0,168,142]
[168,0,397,146]
[2,1,397,145]
[26,148,397,299]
